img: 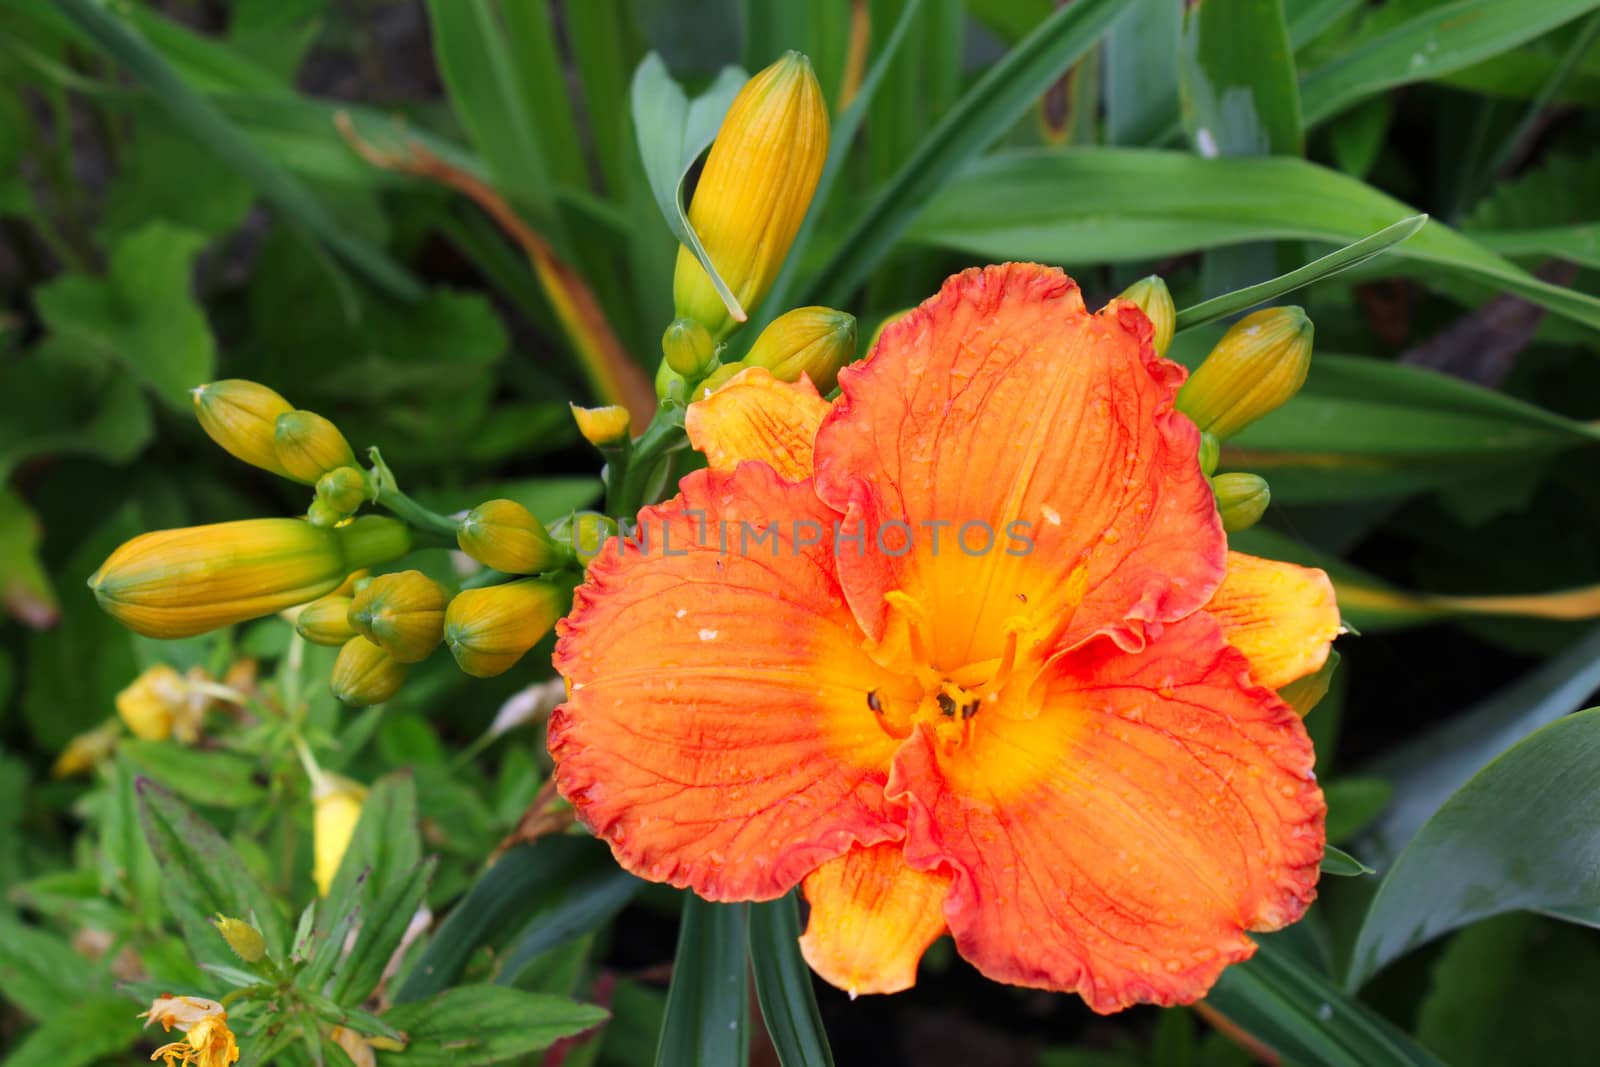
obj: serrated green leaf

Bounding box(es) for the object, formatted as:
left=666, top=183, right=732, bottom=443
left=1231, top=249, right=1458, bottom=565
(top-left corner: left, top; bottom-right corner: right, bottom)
left=1349, top=707, right=1600, bottom=986
left=119, top=740, right=266, bottom=808
left=378, top=986, right=607, bottom=1067
left=328, top=857, right=435, bottom=1007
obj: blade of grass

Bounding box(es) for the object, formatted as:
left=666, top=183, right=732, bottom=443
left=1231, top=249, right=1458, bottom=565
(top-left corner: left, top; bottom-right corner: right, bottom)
left=657, top=897, right=750, bottom=1067
left=51, top=0, right=420, bottom=300
left=803, top=0, right=1128, bottom=307
left=1176, top=215, right=1427, bottom=330
left=750, top=894, right=834, bottom=1067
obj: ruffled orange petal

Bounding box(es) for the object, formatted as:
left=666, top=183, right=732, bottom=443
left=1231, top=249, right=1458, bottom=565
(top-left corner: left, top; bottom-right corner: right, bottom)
left=799, top=841, right=952, bottom=996
left=684, top=367, right=831, bottom=481
left=889, top=614, right=1323, bottom=1014
left=551, top=464, right=906, bottom=901
left=813, top=264, right=1223, bottom=669
left=1204, top=551, right=1341, bottom=690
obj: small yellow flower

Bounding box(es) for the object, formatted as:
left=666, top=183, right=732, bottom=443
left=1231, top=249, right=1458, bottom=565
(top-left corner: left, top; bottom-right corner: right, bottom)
left=312, top=772, right=367, bottom=896
left=90, top=516, right=411, bottom=640
left=52, top=718, right=122, bottom=778
left=1178, top=306, right=1313, bottom=438
left=116, top=665, right=205, bottom=743
left=1116, top=275, right=1176, bottom=358
left=569, top=404, right=632, bottom=448
left=142, top=996, right=239, bottom=1067
left=673, top=52, right=829, bottom=339
left=192, top=380, right=293, bottom=478
left=743, top=306, right=857, bottom=394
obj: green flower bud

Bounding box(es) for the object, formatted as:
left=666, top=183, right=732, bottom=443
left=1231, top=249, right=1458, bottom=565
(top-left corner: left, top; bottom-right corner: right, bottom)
left=330, top=636, right=406, bottom=707
left=744, top=306, right=856, bottom=394
left=348, top=570, right=446, bottom=663
left=213, top=915, right=266, bottom=963
left=295, top=595, right=356, bottom=646
left=274, top=410, right=357, bottom=485
left=445, top=579, right=568, bottom=678
left=317, top=466, right=369, bottom=516
left=1179, top=307, right=1313, bottom=438
left=1117, top=275, right=1175, bottom=358
left=662, top=317, right=717, bottom=379
left=192, top=380, right=294, bottom=477
left=306, top=498, right=343, bottom=528
left=457, top=499, right=567, bottom=574
left=1198, top=432, right=1220, bottom=477
left=569, top=511, right=619, bottom=565
left=1213, top=472, right=1270, bottom=533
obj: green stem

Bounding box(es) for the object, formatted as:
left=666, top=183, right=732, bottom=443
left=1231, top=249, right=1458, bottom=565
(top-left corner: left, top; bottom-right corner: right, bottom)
left=367, top=446, right=461, bottom=541
left=613, top=406, right=689, bottom=517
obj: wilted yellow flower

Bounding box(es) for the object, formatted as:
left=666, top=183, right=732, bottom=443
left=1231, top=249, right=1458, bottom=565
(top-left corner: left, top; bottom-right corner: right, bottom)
left=212, top=915, right=265, bottom=963
left=743, top=306, right=856, bottom=394
left=192, top=380, right=293, bottom=478
left=52, top=718, right=122, bottom=778
left=673, top=52, right=829, bottom=339
left=330, top=636, right=406, bottom=708
left=89, top=516, right=411, bottom=639
left=1213, top=472, right=1271, bottom=533
left=457, top=499, right=565, bottom=575
left=330, top=1027, right=377, bottom=1067
left=294, top=595, right=356, bottom=646
left=661, top=317, right=717, bottom=378
left=116, top=665, right=205, bottom=743
left=1178, top=307, right=1313, bottom=438
left=569, top=404, right=632, bottom=449
left=274, top=410, right=357, bottom=485
left=444, top=579, right=567, bottom=678
left=1117, top=275, right=1176, bottom=358
left=312, top=772, right=367, bottom=896
left=142, top=995, right=239, bottom=1067
left=348, top=570, right=446, bottom=663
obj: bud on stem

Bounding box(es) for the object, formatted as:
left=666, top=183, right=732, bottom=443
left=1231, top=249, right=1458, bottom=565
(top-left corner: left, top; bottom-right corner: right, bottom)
left=1179, top=307, right=1313, bottom=438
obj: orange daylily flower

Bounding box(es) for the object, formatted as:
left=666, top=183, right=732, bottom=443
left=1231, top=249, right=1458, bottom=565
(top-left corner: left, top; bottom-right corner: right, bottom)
left=551, top=263, right=1339, bottom=1013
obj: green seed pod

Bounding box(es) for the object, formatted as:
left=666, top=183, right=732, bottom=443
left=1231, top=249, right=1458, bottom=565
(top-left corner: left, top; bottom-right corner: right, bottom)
left=347, top=570, right=447, bottom=663
left=457, top=499, right=567, bottom=574
left=445, top=579, right=567, bottom=678
left=330, top=636, right=406, bottom=707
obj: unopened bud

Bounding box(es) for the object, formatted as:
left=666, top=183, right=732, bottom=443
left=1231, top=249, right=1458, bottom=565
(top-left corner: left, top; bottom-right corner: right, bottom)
left=348, top=570, right=446, bottom=663
left=1213, top=472, right=1271, bottom=533
left=694, top=360, right=749, bottom=399
left=330, top=636, right=406, bottom=708
left=89, top=516, right=411, bottom=639
left=311, top=772, right=366, bottom=896
left=317, top=467, right=369, bottom=516
left=570, top=404, right=631, bottom=449
left=295, top=595, right=356, bottom=646
left=192, top=380, right=294, bottom=478
left=274, top=410, right=357, bottom=485
left=445, top=579, right=569, bottom=678
left=1198, top=432, right=1220, bottom=476
left=1118, top=275, right=1175, bottom=358
left=306, top=498, right=343, bottom=529
left=1178, top=307, right=1313, bottom=438
left=213, top=915, right=266, bottom=963
left=673, top=52, right=829, bottom=339
left=662, top=318, right=717, bottom=379
left=457, top=499, right=568, bottom=575
left=568, top=511, right=619, bottom=565
left=744, top=306, right=856, bottom=394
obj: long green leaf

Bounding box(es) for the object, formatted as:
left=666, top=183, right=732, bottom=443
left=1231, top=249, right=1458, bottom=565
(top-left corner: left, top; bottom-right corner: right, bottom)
left=657, top=897, right=750, bottom=1067
left=750, top=894, right=834, bottom=1067
left=379, top=986, right=608, bottom=1067
left=909, top=148, right=1600, bottom=330
left=1104, top=0, right=1182, bottom=145
left=1299, top=0, right=1600, bottom=125
left=1177, top=215, right=1426, bottom=330
left=804, top=0, right=1128, bottom=307
left=1180, top=0, right=1302, bottom=156
left=494, top=863, right=643, bottom=986
left=1206, top=936, right=1446, bottom=1067
left=49, top=0, right=420, bottom=300
left=1348, top=708, right=1600, bottom=987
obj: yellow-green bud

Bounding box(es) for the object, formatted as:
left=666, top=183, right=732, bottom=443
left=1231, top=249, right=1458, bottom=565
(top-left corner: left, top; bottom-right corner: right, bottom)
left=192, top=380, right=295, bottom=478
left=330, top=636, right=406, bottom=708
left=1198, top=432, right=1220, bottom=477
left=693, top=360, right=749, bottom=399
left=274, top=410, right=357, bottom=485
left=1118, top=275, right=1176, bottom=358
left=655, top=359, right=688, bottom=403
left=569, top=404, right=632, bottom=449
left=662, top=317, right=717, bottom=379
left=1178, top=307, right=1313, bottom=438
left=89, top=516, right=411, bottom=639
left=311, top=772, right=366, bottom=895
left=566, top=511, right=619, bottom=565
left=317, top=466, right=369, bottom=515
left=1213, top=472, right=1271, bottom=533
left=295, top=595, right=356, bottom=646
left=673, top=52, right=829, bottom=340
left=213, top=915, right=266, bottom=963
left=457, top=499, right=566, bottom=574
left=744, top=306, right=856, bottom=394
left=306, top=498, right=343, bottom=528
left=348, top=570, right=446, bottom=663
left=445, top=579, right=567, bottom=678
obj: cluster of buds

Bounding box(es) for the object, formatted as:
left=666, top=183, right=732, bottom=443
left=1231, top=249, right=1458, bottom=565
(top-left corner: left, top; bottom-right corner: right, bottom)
left=654, top=53, right=857, bottom=404
left=1116, top=280, right=1314, bottom=537
left=193, top=381, right=371, bottom=527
